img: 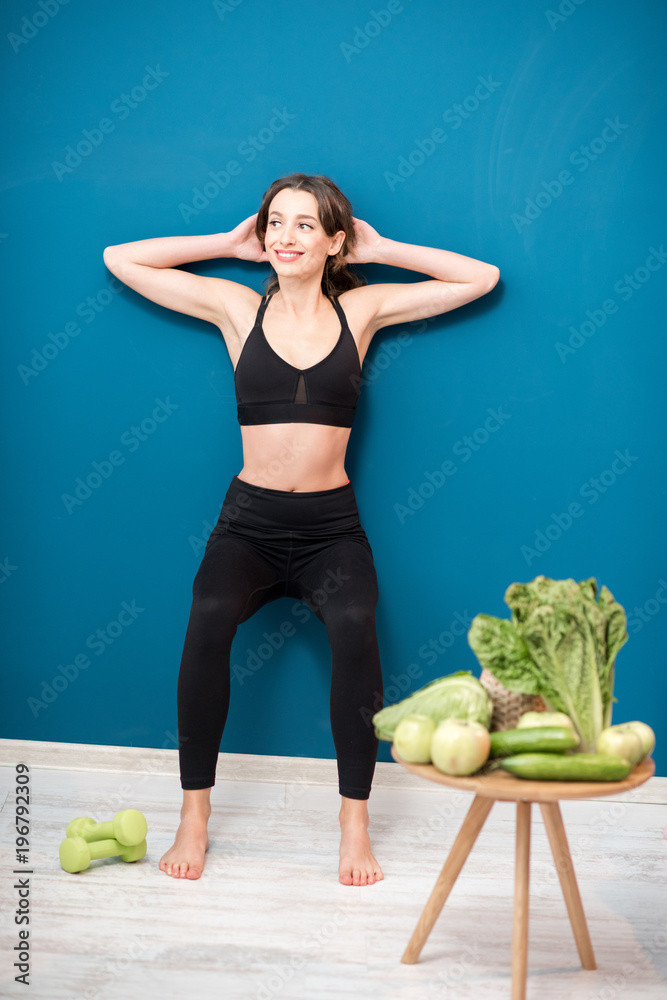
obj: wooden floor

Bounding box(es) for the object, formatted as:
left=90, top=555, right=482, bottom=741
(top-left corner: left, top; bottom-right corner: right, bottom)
left=0, top=742, right=666, bottom=1000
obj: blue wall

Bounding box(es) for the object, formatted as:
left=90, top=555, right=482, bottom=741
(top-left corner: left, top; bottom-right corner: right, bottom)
left=2, top=0, right=666, bottom=775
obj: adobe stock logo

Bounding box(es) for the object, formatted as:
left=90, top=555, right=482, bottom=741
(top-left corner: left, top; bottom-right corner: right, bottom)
left=61, top=398, right=179, bottom=514
left=212, top=0, right=244, bottom=18
left=8, top=0, right=70, bottom=54
left=511, top=117, right=628, bottom=233
left=384, top=75, right=501, bottom=191
left=26, top=600, right=145, bottom=718
left=178, top=107, right=297, bottom=224
left=340, top=1, right=412, bottom=63
left=520, top=448, right=638, bottom=566
left=555, top=246, right=667, bottom=362
left=51, top=66, right=169, bottom=181
left=17, top=276, right=125, bottom=385
left=546, top=0, right=588, bottom=31
left=393, top=406, right=511, bottom=523
left=627, top=580, right=667, bottom=636
left=0, top=558, right=18, bottom=585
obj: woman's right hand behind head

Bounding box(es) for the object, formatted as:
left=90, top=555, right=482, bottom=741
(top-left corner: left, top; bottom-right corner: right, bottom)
left=227, top=213, right=268, bottom=263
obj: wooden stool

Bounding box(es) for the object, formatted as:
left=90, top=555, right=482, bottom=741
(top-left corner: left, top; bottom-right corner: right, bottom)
left=391, top=749, right=655, bottom=1000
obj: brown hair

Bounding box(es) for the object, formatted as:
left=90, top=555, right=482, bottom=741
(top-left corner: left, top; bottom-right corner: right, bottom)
left=255, top=173, right=367, bottom=298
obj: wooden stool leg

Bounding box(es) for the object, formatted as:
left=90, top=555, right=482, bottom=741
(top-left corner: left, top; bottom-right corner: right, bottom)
left=539, top=801, right=596, bottom=970
left=401, top=794, right=494, bottom=964
left=512, top=800, right=531, bottom=1000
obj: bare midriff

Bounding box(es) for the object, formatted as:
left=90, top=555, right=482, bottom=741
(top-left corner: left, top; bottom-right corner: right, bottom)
left=237, top=423, right=352, bottom=492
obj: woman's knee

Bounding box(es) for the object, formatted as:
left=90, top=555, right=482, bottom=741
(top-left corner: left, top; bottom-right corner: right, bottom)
left=190, top=573, right=250, bottom=625
left=320, top=594, right=378, bottom=636
left=191, top=591, right=238, bottom=618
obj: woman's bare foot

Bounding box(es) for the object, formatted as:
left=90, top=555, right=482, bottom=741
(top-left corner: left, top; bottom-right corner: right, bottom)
left=338, top=796, right=384, bottom=886
left=159, top=788, right=212, bottom=880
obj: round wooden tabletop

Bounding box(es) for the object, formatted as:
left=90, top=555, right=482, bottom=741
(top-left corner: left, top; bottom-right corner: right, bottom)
left=390, top=747, right=656, bottom=802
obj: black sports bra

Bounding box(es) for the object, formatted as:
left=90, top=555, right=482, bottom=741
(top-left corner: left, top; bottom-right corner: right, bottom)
left=234, top=290, right=362, bottom=427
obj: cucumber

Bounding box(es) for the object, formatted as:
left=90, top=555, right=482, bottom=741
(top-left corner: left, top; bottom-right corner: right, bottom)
left=499, top=752, right=633, bottom=782
left=489, top=726, right=579, bottom=758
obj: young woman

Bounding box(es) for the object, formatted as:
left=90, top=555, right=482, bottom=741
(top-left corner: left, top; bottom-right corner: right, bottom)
left=103, top=173, right=499, bottom=885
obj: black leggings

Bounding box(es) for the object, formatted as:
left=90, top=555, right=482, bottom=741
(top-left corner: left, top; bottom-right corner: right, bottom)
left=176, top=474, right=383, bottom=799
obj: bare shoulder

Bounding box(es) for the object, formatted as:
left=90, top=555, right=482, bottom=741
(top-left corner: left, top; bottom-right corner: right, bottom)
left=213, top=280, right=263, bottom=364
left=336, top=285, right=383, bottom=355
left=336, top=285, right=378, bottom=330
left=336, top=282, right=424, bottom=360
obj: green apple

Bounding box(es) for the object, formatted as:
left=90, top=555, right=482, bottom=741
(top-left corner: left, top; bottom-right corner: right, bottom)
left=596, top=726, right=643, bottom=767
left=393, top=714, right=437, bottom=763
left=612, top=721, right=655, bottom=762
left=517, top=711, right=576, bottom=733
left=430, top=718, right=490, bottom=776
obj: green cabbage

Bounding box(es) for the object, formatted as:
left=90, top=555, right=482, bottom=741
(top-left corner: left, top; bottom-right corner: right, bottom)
left=467, top=575, right=628, bottom=753
left=372, top=670, right=493, bottom=742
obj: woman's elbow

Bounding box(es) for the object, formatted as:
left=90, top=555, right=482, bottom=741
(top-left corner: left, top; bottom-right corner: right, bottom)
left=486, top=265, right=500, bottom=290
left=103, top=245, right=125, bottom=272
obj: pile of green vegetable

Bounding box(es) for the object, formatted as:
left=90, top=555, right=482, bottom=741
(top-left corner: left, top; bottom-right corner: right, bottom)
left=372, top=576, right=656, bottom=782
left=467, top=575, right=627, bottom=753
left=372, top=671, right=492, bottom=742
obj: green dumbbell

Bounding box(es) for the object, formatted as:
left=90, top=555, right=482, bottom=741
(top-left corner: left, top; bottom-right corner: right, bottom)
left=59, top=835, right=147, bottom=873
left=66, top=809, right=147, bottom=847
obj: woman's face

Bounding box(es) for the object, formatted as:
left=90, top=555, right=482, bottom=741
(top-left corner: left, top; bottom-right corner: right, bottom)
left=264, top=188, right=344, bottom=279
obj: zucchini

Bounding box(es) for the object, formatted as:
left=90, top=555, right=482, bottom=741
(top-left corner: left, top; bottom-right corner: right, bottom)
left=489, top=726, right=579, bottom=758
left=499, top=752, right=633, bottom=782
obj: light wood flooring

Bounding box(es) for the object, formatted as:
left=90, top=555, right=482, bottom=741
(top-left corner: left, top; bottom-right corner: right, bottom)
left=0, top=741, right=665, bottom=1000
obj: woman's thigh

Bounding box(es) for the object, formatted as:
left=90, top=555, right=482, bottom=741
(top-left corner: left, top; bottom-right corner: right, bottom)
left=192, top=532, right=285, bottom=625
left=291, top=536, right=379, bottom=625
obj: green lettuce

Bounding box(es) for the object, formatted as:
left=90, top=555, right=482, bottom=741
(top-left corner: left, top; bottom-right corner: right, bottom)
left=467, top=576, right=628, bottom=752
left=371, top=670, right=493, bottom=742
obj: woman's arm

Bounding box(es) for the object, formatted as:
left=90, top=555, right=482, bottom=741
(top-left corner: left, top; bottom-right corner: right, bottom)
left=103, top=216, right=266, bottom=326
left=374, top=237, right=498, bottom=285
left=345, top=219, right=499, bottom=333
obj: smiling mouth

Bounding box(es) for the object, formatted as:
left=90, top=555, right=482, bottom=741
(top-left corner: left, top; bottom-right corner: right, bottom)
left=274, top=250, right=303, bottom=260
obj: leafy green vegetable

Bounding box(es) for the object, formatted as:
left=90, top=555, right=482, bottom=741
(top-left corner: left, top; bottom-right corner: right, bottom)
left=371, top=670, right=493, bottom=742
left=467, top=576, right=628, bottom=752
